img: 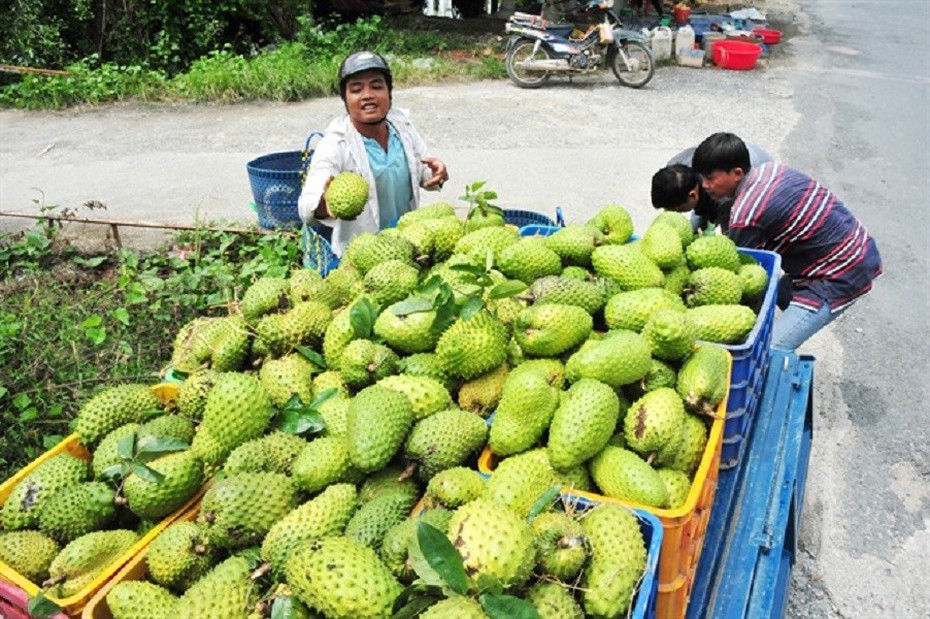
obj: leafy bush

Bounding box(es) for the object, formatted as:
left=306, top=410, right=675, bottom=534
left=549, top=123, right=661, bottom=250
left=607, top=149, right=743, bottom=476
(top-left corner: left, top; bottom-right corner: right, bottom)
left=0, top=214, right=301, bottom=481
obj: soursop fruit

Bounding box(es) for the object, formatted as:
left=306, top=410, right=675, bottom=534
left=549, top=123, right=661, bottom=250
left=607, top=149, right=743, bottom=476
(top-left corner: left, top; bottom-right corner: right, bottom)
left=651, top=211, right=695, bottom=247
left=398, top=202, right=457, bottom=226
left=457, top=363, right=509, bottom=417
left=198, top=472, right=299, bottom=549
left=123, top=450, right=204, bottom=520
left=685, top=266, right=744, bottom=307
left=588, top=204, right=634, bottom=245
left=435, top=311, right=509, bottom=380
left=357, top=466, right=421, bottom=505
left=524, top=275, right=605, bottom=314
left=603, top=288, right=686, bottom=333
left=313, top=370, right=350, bottom=399
left=38, top=481, right=117, bottom=543
left=739, top=263, right=769, bottom=304
left=175, top=554, right=260, bottom=619
left=642, top=308, right=699, bottom=361
left=641, top=222, right=684, bottom=268
left=531, top=512, right=588, bottom=581
left=446, top=499, right=536, bottom=588
left=47, top=529, right=140, bottom=597
left=686, top=304, right=757, bottom=344
left=146, top=521, right=215, bottom=592
left=423, top=215, right=466, bottom=262
left=292, top=436, right=363, bottom=492
left=347, top=385, right=413, bottom=472
left=527, top=582, right=584, bottom=619
left=453, top=225, right=520, bottom=263
left=373, top=298, right=442, bottom=354
left=75, top=384, right=163, bottom=448
left=677, top=344, right=730, bottom=415
left=543, top=224, right=602, bottom=266
left=380, top=508, right=453, bottom=581
left=0, top=530, right=60, bottom=582
left=377, top=374, right=452, bottom=421
left=420, top=596, right=489, bottom=618
left=627, top=358, right=679, bottom=401
left=339, top=339, right=399, bottom=390
left=324, top=264, right=366, bottom=302
left=685, top=235, right=741, bottom=272
left=403, top=408, right=489, bottom=480
left=259, top=353, right=315, bottom=408
left=591, top=244, right=665, bottom=290
left=345, top=491, right=415, bottom=551
left=285, top=536, right=403, bottom=619
left=224, top=431, right=307, bottom=476
left=240, top=276, right=290, bottom=323
left=482, top=449, right=559, bottom=519
left=317, top=396, right=351, bottom=438
left=564, top=329, right=652, bottom=388
left=106, top=580, right=177, bottom=619
left=623, top=387, right=686, bottom=459
left=175, top=370, right=218, bottom=421
left=657, top=468, right=692, bottom=509
left=588, top=446, right=669, bottom=508
left=547, top=379, right=620, bottom=471
left=424, top=467, right=486, bottom=509
left=665, top=414, right=709, bottom=476
left=580, top=504, right=647, bottom=617
left=254, top=300, right=332, bottom=357
left=663, top=260, right=692, bottom=296
left=497, top=237, right=563, bottom=284
left=326, top=171, right=369, bottom=219
left=514, top=304, right=593, bottom=357
left=1, top=453, right=89, bottom=530
left=261, top=483, right=357, bottom=573
left=138, top=415, right=196, bottom=445
left=488, top=370, right=560, bottom=457
left=363, top=259, right=420, bottom=306
left=191, top=372, right=274, bottom=469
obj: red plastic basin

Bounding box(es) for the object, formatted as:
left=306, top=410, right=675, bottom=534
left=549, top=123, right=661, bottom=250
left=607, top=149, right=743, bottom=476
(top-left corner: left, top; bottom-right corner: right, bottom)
left=713, top=40, right=762, bottom=70
left=752, top=27, right=783, bottom=44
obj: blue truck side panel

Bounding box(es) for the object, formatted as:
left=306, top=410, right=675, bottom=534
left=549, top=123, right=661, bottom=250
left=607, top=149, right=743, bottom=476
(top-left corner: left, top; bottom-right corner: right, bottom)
left=687, top=351, right=815, bottom=619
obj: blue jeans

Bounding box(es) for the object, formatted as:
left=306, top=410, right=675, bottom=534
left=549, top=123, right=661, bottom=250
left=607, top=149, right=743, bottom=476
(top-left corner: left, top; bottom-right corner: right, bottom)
left=771, top=302, right=847, bottom=351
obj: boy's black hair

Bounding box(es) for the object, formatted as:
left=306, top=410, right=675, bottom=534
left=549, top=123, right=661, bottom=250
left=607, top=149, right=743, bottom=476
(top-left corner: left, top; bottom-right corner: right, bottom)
left=691, top=133, right=752, bottom=176
left=651, top=164, right=701, bottom=209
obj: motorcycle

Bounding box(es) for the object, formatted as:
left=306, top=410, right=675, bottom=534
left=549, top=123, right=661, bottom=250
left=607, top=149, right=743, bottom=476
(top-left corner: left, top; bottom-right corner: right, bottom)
left=504, top=0, right=655, bottom=89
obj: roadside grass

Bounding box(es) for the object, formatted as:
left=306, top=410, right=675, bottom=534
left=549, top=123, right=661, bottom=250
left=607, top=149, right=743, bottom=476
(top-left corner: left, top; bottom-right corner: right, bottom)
left=0, top=16, right=507, bottom=109
left=0, top=213, right=301, bottom=480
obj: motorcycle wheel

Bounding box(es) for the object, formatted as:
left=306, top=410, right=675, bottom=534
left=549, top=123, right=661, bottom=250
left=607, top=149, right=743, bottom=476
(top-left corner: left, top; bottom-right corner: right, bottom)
left=505, top=40, right=552, bottom=89
left=611, top=41, right=655, bottom=89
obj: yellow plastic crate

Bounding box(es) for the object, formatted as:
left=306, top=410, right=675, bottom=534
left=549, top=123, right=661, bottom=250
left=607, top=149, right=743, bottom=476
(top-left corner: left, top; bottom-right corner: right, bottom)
left=478, top=352, right=731, bottom=619
left=81, top=501, right=200, bottom=619
left=0, top=383, right=209, bottom=618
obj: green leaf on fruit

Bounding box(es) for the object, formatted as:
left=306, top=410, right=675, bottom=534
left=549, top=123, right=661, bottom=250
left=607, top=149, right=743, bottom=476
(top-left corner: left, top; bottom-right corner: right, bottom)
left=27, top=594, right=62, bottom=619
left=416, top=521, right=468, bottom=595
left=295, top=346, right=326, bottom=370
left=479, top=593, right=541, bottom=619
left=130, top=461, right=164, bottom=483
left=349, top=298, right=377, bottom=337
left=392, top=298, right=435, bottom=316
left=526, top=485, right=561, bottom=522
left=117, top=432, right=138, bottom=460
left=459, top=297, right=485, bottom=320
left=136, top=436, right=189, bottom=456
left=489, top=280, right=527, bottom=299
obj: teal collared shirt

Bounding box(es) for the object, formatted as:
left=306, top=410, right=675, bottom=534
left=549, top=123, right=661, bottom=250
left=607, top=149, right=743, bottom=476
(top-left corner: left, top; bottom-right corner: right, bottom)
left=362, top=122, right=413, bottom=229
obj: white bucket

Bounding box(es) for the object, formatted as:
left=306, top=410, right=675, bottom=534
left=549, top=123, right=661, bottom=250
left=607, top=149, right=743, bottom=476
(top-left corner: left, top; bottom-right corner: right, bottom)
left=652, top=27, right=673, bottom=61
left=675, top=25, right=696, bottom=57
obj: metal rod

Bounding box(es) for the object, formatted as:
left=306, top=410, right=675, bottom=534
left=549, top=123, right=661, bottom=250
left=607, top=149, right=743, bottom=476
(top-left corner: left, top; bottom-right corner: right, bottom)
left=0, top=210, right=299, bottom=237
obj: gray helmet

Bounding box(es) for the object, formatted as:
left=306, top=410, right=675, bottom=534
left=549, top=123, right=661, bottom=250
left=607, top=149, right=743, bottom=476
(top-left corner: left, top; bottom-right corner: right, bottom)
left=338, top=51, right=392, bottom=100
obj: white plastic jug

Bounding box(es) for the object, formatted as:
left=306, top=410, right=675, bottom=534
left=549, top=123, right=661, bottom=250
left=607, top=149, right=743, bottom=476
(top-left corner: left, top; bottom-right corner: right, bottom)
left=652, top=27, right=673, bottom=61
left=675, top=25, right=696, bottom=57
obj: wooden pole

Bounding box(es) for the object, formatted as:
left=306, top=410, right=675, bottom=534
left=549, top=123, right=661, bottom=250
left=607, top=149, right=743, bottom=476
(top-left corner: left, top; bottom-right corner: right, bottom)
left=0, top=64, right=70, bottom=77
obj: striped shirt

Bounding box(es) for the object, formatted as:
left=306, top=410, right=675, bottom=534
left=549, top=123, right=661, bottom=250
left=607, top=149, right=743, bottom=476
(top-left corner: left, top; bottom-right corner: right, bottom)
left=728, top=162, right=883, bottom=312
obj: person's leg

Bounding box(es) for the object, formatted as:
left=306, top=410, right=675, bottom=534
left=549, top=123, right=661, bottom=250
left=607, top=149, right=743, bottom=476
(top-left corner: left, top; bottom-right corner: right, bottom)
left=771, top=302, right=847, bottom=351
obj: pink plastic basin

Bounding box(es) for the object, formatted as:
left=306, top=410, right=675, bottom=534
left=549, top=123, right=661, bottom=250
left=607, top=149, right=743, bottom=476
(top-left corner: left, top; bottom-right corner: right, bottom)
left=752, top=27, right=783, bottom=44
left=713, top=40, right=762, bottom=70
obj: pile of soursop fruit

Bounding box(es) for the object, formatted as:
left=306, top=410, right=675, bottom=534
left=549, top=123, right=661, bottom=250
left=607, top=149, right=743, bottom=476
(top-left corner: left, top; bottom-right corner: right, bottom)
left=0, top=198, right=769, bottom=618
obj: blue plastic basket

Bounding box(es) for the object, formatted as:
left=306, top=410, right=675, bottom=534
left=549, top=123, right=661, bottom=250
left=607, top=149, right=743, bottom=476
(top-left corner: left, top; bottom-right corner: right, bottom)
left=716, top=248, right=781, bottom=469
left=246, top=132, right=322, bottom=229
left=504, top=206, right=565, bottom=229
left=301, top=224, right=339, bottom=276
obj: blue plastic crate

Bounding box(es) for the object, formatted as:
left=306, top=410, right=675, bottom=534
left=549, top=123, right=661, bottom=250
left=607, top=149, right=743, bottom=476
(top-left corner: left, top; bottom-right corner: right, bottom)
left=504, top=206, right=565, bottom=229
left=716, top=248, right=781, bottom=469
left=246, top=132, right=321, bottom=229
left=301, top=224, right=339, bottom=276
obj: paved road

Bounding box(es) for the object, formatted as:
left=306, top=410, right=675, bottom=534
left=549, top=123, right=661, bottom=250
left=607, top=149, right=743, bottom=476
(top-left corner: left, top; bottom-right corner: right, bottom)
left=1, top=0, right=928, bottom=615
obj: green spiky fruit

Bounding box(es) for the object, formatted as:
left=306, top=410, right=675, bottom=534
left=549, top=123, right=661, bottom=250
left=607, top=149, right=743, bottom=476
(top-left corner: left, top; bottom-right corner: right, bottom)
left=547, top=379, right=620, bottom=471
left=603, top=288, right=686, bottom=333
left=497, top=237, right=563, bottom=284
left=224, top=431, right=307, bottom=476
left=317, top=396, right=351, bottom=438
left=525, top=275, right=605, bottom=314
left=423, top=215, right=466, bottom=262
left=457, top=364, right=508, bottom=417
left=641, top=222, right=685, bottom=268
left=738, top=263, right=769, bottom=303
left=146, top=521, right=215, bottom=592
left=591, top=244, right=665, bottom=290
left=325, top=264, right=366, bottom=303
left=453, top=225, right=520, bottom=263
left=421, top=596, right=489, bottom=618
left=259, top=353, right=315, bottom=408
left=435, top=311, right=509, bottom=380
left=292, top=436, right=363, bottom=492
left=543, top=224, right=602, bottom=266
left=139, top=415, right=196, bottom=445
left=339, top=339, right=399, bottom=390
left=651, top=211, right=695, bottom=247
left=176, top=370, right=219, bottom=421
left=514, top=304, right=593, bottom=357
left=255, top=300, right=333, bottom=358
left=482, top=449, right=558, bottom=519
left=373, top=299, right=442, bottom=354
left=343, top=233, right=415, bottom=276
left=685, top=234, right=741, bottom=272
left=261, top=483, right=357, bottom=573
left=47, top=529, right=140, bottom=597
left=663, top=260, right=692, bottom=296
left=685, top=266, right=744, bottom=307
left=642, top=308, right=699, bottom=361
left=446, top=499, right=535, bottom=588
left=589, top=446, right=669, bottom=508
left=564, top=330, right=652, bottom=389
left=377, top=374, right=452, bottom=421
left=240, top=276, right=290, bottom=323
left=398, top=202, right=457, bottom=226
left=623, top=387, right=686, bottom=458
left=424, top=467, right=486, bottom=509
left=323, top=305, right=359, bottom=368
left=345, top=491, right=415, bottom=551
left=1, top=453, right=89, bottom=530
left=488, top=370, right=560, bottom=457
left=285, top=537, right=402, bottom=619
left=686, top=304, right=757, bottom=344
left=346, top=385, right=413, bottom=473
left=207, top=316, right=251, bottom=372
left=175, top=554, right=260, bottom=619
left=190, top=372, right=274, bottom=469
left=363, top=259, right=420, bottom=306
left=358, top=467, right=421, bottom=505
left=581, top=504, right=647, bottom=617
left=677, top=344, right=730, bottom=415
left=657, top=468, right=692, bottom=509
left=75, top=384, right=163, bottom=448
left=325, top=171, right=369, bottom=219
left=665, top=414, right=709, bottom=475
left=123, top=450, right=204, bottom=520
left=312, top=370, right=350, bottom=399
left=588, top=204, right=634, bottom=245
left=531, top=512, right=588, bottom=581
left=106, top=580, right=178, bottom=619
left=38, top=481, right=116, bottom=543
left=380, top=508, right=453, bottom=581
left=0, top=530, right=60, bottom=582
left=198, top=473, right=299, bottom=549
left=527, top=582, right=584, bottom=619
left=404, top=408, right=489, bottom=480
